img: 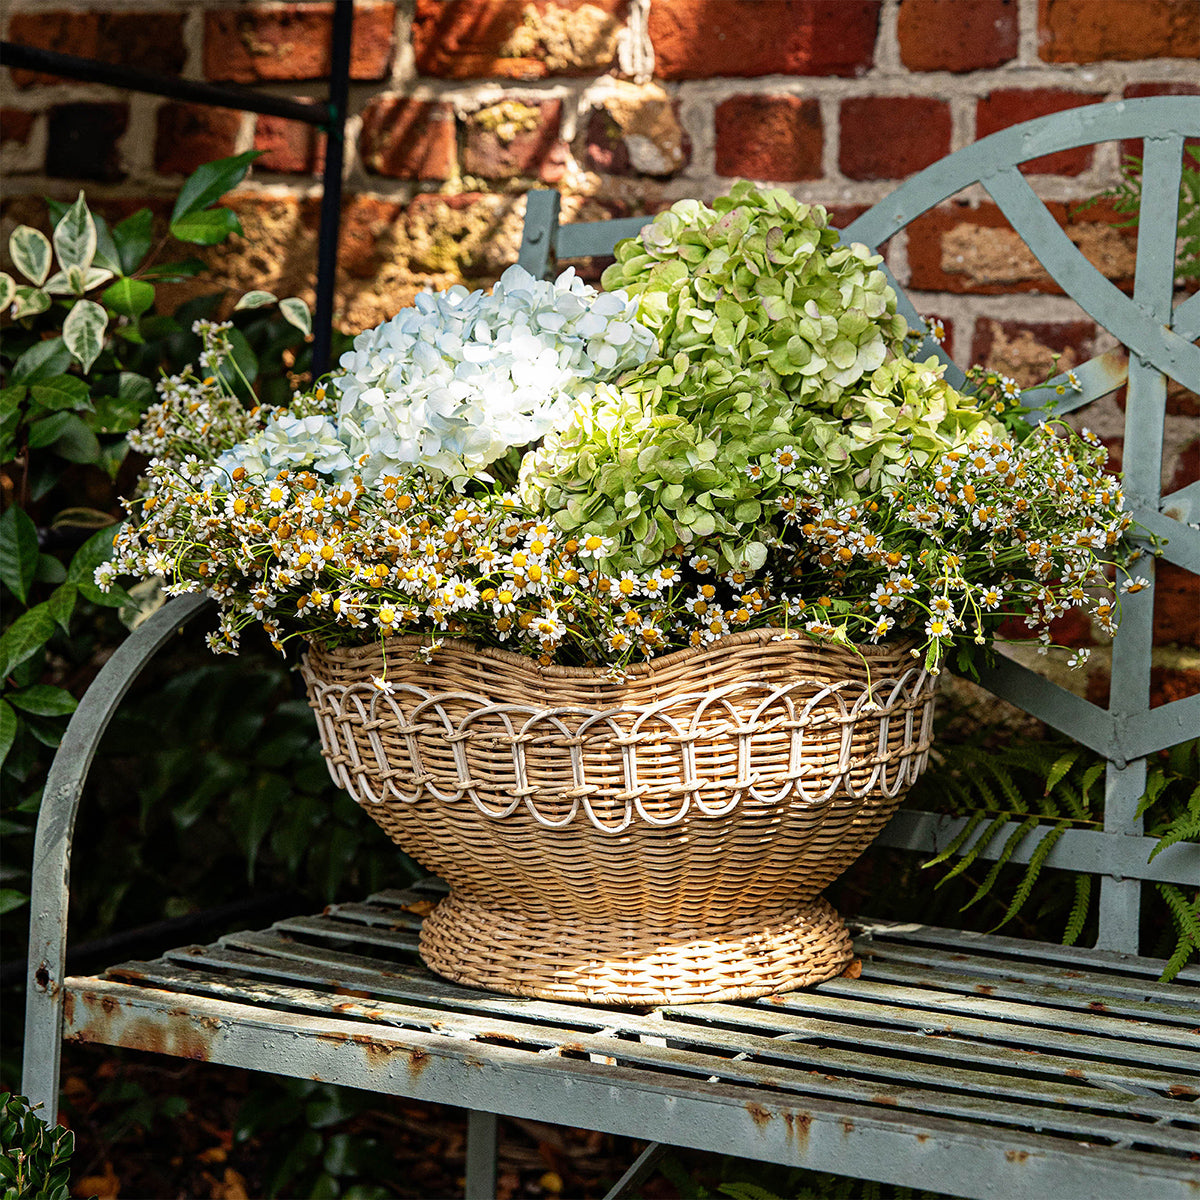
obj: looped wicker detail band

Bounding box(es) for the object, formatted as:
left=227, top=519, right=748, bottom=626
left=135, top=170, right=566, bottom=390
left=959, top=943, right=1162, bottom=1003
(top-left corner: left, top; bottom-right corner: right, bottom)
left=302, top=634, right=936, bottom=833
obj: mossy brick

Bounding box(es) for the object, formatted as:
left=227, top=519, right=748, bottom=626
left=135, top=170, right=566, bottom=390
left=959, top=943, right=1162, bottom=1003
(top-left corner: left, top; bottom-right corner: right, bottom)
left=462, top=99, right=564, bottom=180
left=7, top=11, right=185, bottom=87
left=1039, top=0, right=1199, bottom=62
left=411, top=0, right=627, bottom=80
left=897, top=0, right=1018, bottom=72
left=584, top=83, right=690, bottom=177
left=970, top=317, right=1096, bottom=389
left=839, top=96, right=951, bottom=180
left=976, top=89, right=1106, bottom=175
left=714, top=95, right=823, bottom=181
left=203, top=2, right=395, bottom=83
left=45, top=102, right=128, bottom=183
left=155, top=103, right=242, bottom=176
left=649, top=0, right=880, bottom=80
left=359, top=98, right=456, bottom=181
left=254, top=114, right=328, bottom=175
left=906, top=200, right=1137, bottom=295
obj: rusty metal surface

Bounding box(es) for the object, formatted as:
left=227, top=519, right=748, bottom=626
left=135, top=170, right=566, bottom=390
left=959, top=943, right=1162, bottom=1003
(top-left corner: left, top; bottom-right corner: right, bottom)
left=61, top=883, right=1200, bottom=1200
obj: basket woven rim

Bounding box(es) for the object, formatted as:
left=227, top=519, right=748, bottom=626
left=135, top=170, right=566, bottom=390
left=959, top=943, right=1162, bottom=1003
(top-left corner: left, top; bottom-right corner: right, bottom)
left=307, top=626, right=918, bottom=681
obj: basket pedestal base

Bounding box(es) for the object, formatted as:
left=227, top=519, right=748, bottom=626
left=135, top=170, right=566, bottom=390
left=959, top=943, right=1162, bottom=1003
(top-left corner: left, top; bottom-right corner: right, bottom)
left=419, top=892, right=856, bottom=1005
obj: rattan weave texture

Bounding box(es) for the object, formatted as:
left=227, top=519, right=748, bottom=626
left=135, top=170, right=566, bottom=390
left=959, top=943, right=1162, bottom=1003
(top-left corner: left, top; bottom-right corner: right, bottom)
left=302, top=629, right=936, bottom=1003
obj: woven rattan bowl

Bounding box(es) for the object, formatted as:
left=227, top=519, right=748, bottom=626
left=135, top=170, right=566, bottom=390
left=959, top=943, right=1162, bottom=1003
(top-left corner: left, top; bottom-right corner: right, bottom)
left=302, top=628, right=936, bottom=1005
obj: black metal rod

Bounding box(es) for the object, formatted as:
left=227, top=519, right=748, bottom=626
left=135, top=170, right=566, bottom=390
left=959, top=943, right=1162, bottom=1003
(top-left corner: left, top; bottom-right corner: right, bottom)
left=0, top=40, right=333, bottom=127
left=310, top=0, right=353, bottom=378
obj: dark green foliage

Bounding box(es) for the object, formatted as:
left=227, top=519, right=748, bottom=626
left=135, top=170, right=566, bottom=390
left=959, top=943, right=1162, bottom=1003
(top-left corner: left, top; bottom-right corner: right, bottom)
left=0, top=1093, right=78, bottom=1200
left=911, top=734, right=1199, bottom=980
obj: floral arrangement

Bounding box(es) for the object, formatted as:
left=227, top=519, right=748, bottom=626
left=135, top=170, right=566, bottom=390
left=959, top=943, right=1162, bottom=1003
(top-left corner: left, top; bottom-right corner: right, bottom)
left=104, top=183, right=1134, bottom=675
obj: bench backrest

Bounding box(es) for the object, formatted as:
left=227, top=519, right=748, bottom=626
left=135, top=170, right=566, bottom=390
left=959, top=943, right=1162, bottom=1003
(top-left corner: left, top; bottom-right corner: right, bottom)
left=517, top=98, right=1200, bottom=953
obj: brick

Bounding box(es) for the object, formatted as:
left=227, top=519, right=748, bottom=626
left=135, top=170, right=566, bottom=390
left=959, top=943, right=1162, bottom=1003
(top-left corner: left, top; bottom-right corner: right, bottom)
left=976, top=89, right=1106, bottom=175
left=360, top=98, right=455, bottom=181
left=714, top=95, right=823, bottom=181
left=1, top=109, right=35, bottom=146
left=970, top=318, right=1095, bottom=389
left=155, top=103, right=242, bottom=176
left=1039, top=0, right=1199, bottom=62
left=1154, top=563, right=1200, bottom=647
left=839, top=96, right=951, bottom=180
left=897, top=0, right=1018, bottom=71
left=649, top=0, right=880, bottom=80
left=204, top=2, right=395, bottom=83
left=906, top=201, right=1138, bottom=295
left=411, top=0, right=626, bottom=79
left=254, top=114, right=327, bottom=174
left=337, top=194, right=405, bottom=279
left=46, top=103, right=127, bottom=183
left=584, top=82, right=690, bottom=177
left=7, top=11, right=186, bottom=88
left=1087, top=665, right=1200, bottom=710
left=463, top=99, right=563, bottom=180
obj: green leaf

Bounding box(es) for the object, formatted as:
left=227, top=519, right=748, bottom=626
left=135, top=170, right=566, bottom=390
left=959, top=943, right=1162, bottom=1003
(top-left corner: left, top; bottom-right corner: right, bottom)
left=90, top=372, right=152, bottom=434
left=11, top=286, right=51, bottom=320
left=0, top=272, right=15, bottom=310
left=48, top=582, right=77, bottom=634
left=10, top=224, right=52, bottom=286
left=170, top=150, right=260, bottom=226
left=10, top=684, right=77, bottom=717
left=69, top=525, right=126, bottom=607
left=102, top=276, right=156, bottom=318
left=279, top=297, right=312, bottom=337
left=30, top=375, right=91, bottom=412
left=112, top=208, right=154, bottom=274
left=0, top=602, right=56, bottom=678
left=34, top=553, right=67, bottom=585
left=48, top=413, right=101, bottom=464
left=27, top=411, right=73, bottom=450
left=140, top=258, right=207, bottom=280
left=62, top=298, right=108, bottom=372
left=91, top=212, right=123, bottom=274
left=234, top=290, right=278, bottom=310
left=169, top=207, right=243, bottom=246
left=11, top=338, right=70, bottom=387
left=53, top=191, right=97, bottom=273
left=0, top=700, right=15, bottom=767
left=0, top=505, right=40, bottom=606
left=0, top=889, right=29, bottom=916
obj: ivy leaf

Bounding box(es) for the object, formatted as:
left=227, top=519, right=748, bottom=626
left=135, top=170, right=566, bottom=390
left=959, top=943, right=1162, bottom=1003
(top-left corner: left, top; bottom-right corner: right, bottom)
left=0, top=505, right=40, bottom=606
left=91, top=212, right=123, bottom=274
left=63, top=299, right=108, bottom=372
left=170, top=150, right=260, bottom=226
left=9, top=684, right=78, bottom=717
left=169, top=208, right=243, bottom=246
left=0, top=602, right=56, bottom=679
left=12, top=286, right=51, bottom=320
left=279, top=297, right=312, bottom=337
left=234, top=290, right=278, bottom=310
left=52, top=191, right=97, bottom=274
left=102, top=277, right=156, bottom=318
left=112, top=208, right=154, bottom=274
left=29, top=375, right=91, bottom=413
left=90, top=372, right=151, bottom=434
left=10, top=225, right=52, bottom=286
left=0, top=272, right=15, bottom=310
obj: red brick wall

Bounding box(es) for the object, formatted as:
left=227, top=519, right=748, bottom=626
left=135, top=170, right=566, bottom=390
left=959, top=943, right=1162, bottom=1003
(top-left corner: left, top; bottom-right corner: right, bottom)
left=3, top=0, right=1197, bottom=680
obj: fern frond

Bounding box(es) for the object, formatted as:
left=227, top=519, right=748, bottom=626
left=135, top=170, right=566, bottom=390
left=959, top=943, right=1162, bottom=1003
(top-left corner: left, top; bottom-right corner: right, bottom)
left=1063, top=874, right=1092, bottom=946
left=1147, top=799, right=1200, bottom=862
left=1135, top=769, right=1172, bottom=819
left=1077, top=762, right=1104, bottom=815
left=961, top=816, right=1040, bottom=911
left=923, top=809, right=987, bottom=869
left=718, top=1184, right=788, bottom=1200
left=1043, top=750, right=1079, bottom=798
left=937, top=813, right=1010, bottom=887
left=990, top=822, right=1069, bottom=931
left=1155, top=884, right=1200, bottom=982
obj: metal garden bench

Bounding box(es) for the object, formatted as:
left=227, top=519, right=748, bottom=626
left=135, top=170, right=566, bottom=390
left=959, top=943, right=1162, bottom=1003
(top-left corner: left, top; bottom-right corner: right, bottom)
left=23, top=98, right=1200, bottom=1200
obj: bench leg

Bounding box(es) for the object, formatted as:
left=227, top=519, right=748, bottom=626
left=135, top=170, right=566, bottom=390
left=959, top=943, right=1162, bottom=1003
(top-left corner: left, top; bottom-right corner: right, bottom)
left=602, top=1141, right=667, bottom=1200
left=465, top=1108, right=498, bottom=1200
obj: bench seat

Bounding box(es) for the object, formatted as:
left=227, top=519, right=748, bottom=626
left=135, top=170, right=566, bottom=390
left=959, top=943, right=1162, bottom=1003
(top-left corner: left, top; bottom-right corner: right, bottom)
left=61, top=880, right=1200, bottom=1200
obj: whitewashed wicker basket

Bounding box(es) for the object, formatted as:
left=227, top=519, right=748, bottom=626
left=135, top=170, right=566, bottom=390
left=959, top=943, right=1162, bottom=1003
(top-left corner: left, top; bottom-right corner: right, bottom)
left=302, top=628, right=936, bottom=1005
